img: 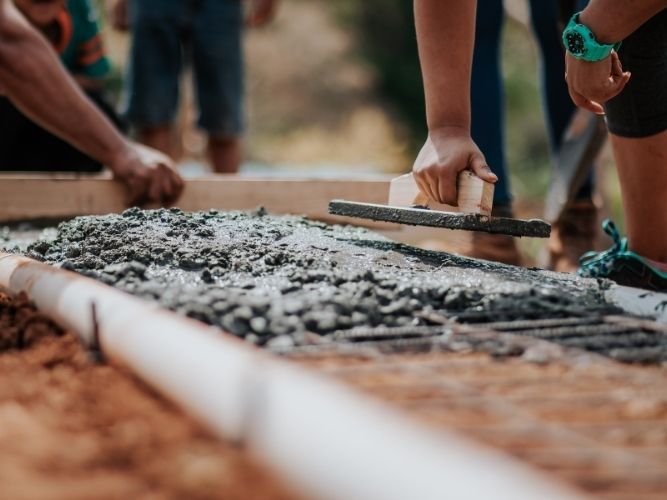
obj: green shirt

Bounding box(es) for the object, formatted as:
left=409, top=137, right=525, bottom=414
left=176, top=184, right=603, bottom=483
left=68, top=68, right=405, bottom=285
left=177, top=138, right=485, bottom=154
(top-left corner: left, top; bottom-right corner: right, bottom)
left=54, top=0, right=111, bottom=79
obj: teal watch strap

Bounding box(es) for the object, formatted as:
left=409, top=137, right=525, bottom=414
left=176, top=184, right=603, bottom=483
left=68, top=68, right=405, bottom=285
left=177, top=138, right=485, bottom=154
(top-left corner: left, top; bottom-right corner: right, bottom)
left=563, top=13, right=622, bottom=62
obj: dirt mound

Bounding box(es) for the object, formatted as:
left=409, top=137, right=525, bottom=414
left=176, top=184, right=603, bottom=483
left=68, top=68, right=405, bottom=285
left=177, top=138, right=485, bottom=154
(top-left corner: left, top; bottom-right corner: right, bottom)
left=0, top=292, right=63, bottom=351
left=0, top=292, right=298, bottom=500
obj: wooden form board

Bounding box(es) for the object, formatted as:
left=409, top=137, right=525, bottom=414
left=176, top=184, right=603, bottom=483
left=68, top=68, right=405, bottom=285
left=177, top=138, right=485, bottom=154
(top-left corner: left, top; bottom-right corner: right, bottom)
left=0, top=173, right=473, bottom=252
left=0, top=174, right=392, bottom=225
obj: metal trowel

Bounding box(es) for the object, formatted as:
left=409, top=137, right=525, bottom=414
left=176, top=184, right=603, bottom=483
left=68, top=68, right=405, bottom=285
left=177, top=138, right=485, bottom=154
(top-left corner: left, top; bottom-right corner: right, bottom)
left=329, top=171, right=551, bottom=238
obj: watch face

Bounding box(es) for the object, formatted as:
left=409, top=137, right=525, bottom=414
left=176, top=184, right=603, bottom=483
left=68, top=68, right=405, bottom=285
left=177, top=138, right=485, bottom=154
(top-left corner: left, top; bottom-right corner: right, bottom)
left=566, top=31, right=586, bottom=55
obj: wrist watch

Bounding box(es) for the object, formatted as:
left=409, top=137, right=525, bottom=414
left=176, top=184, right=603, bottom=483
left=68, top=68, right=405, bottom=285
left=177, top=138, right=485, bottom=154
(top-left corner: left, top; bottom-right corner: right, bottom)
left=562, top=13, right=622, bottom=62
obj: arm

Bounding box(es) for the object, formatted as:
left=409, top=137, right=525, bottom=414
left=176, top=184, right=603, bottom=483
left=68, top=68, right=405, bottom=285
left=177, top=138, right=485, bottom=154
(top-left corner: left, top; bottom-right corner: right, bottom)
left=0, top=1, right=182, bottom=205
left=412, top=0, right=497, bottom=206
left=564, top=1, right=667, bottom=113
left=580, top=0, right=667, bottom=43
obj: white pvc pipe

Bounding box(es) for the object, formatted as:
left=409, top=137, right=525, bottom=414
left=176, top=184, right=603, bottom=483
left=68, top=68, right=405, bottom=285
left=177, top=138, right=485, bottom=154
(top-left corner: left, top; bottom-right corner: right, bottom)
left=607, top=284, right=667, bottom=324
left=0, top=253, right=584, bottom=500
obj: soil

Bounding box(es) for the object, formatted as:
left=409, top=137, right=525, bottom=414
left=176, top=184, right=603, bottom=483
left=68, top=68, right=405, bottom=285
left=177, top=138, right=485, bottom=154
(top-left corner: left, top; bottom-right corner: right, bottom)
left=291, top=350, right=667, bottom=499
left=0, top=292, right=299, bottom=500
left=21, top=208, right=616, bottom=348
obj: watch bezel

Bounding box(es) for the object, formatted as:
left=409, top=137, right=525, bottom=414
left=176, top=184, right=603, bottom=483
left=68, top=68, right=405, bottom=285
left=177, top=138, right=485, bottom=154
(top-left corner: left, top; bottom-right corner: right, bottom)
left=562, top=13, right=621, bottom=62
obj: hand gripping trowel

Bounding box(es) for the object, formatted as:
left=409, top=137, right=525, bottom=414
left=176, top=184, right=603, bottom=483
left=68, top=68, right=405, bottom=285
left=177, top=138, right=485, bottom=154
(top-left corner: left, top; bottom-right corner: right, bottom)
left=329, top=171, right=551, bottom=238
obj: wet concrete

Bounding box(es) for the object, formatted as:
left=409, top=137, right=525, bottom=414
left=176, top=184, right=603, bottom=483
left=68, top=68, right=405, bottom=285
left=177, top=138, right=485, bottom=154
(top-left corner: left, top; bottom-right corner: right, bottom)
left=20, top=208, right=614, bottom=347
left=329, top=201, right=551, bottom=238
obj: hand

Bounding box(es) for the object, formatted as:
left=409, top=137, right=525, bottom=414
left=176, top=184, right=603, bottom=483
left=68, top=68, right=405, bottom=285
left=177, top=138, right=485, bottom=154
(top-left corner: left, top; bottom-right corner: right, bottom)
left=107, top=0, right=129, bottom=31
left=413, top=127, right=497, bottom=206
left=565, top=51, right=631, bottom=114
left=245, top=0, right=279, bottom=27
left=110, top=142, right=184, bottom=206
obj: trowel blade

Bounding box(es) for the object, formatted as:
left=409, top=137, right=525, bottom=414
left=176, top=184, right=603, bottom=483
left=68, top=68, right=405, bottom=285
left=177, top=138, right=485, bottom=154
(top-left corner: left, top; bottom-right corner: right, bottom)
left=329, top=200, right=551, bottom=238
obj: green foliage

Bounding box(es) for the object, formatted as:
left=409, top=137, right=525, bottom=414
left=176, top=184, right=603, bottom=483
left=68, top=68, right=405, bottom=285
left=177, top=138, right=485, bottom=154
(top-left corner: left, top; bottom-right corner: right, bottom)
left=502, top=20, right=552, bottom=201
left=336, top=0, right=427, bottom=140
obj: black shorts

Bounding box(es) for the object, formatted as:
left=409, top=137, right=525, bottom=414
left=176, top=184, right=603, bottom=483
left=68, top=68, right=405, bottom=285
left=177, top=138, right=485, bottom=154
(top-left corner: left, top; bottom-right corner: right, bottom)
left=0, top=91, right=124, bottom=172
left=605, top=9, right=667, bottom=138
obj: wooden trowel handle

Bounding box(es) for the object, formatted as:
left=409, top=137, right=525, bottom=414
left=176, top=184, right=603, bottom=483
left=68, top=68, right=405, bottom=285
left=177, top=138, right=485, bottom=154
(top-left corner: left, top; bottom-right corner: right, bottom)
left=388, top=171, right=494, bottom=216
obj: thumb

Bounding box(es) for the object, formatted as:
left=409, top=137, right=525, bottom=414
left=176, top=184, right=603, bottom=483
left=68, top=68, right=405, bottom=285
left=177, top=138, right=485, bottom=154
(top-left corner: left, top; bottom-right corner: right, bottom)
left=611, top=51, right=623, bottom=76
left=610, top=51, right=631, bottom=92
left=470, top=153, right=498, bottom=184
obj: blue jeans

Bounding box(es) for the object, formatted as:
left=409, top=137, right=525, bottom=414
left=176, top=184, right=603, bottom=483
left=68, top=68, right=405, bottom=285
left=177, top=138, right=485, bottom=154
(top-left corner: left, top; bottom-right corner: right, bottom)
left=471, top=0, right=592, bottom=206
left=123, top=0, right=244, bottom=137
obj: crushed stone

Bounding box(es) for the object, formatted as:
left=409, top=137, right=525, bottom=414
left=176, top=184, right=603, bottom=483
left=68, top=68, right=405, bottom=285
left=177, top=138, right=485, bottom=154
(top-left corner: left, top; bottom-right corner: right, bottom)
left=20, top=208, right=619, bottom=347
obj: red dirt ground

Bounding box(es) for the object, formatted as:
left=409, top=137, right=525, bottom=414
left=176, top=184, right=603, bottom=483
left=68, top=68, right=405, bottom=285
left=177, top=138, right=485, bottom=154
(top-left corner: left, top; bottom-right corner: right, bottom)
left=0, top=293, right=299, bottom=500
left=292, top=348, right=667, bottom=499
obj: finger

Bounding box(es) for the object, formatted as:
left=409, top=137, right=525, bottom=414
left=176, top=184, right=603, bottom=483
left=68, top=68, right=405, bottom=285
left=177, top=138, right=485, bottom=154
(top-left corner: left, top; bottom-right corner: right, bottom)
left=157, top=170, right=174, bottom=205
left=127, top=178, right=147, bottom=207
left=601, top=72, right=630, bottom=102
left=421, top=174, right=440, bottom=205
left=438, top=169, right=458, bottom=206
left=469, top=154, right=497, bottom=184
left=569, top=88, right=605, bottom=115
left=170, top=169, right=185, bottom=201
left=147, top=172, right=163, bottom=204
left=155, top=164, right=178, bottom=203
left=611, top=52, right=623, bottom=77
left=413, top=171, right=434, bottom=204
left=162, top=167, right=183, bottom=205
left=427, top=168, right=442, bottom=203
left=612, top=71, right=631, bottom=91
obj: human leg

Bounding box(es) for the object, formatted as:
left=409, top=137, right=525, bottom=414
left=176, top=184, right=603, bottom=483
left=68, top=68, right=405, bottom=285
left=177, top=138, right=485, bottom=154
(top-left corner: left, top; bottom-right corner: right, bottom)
left=608, top=132, right=667, bottom=264
left=123, top=0, right=183, bottom=158
left=530, top=0, right=598, bottom=271
left=138, top=126, right=174, bottom=157
left=470, top=0, right=510, bottom=206
left=207, top=136, right=242, bottom=174
left=465, top=0, right=523, bottom=266
left=578, top=10, right=667, bottom=290
left=529, top=0, right=594, bottom=198
left=191, top=0, right=244, bottom=173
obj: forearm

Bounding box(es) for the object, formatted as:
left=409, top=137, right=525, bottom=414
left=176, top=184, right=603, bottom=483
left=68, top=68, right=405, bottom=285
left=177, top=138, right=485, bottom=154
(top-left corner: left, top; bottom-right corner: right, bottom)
left=0, top=3, right=129, bottom=167
left=581, top=0, right=667, bottom=43
left=414, top=0, right=477, bottom=132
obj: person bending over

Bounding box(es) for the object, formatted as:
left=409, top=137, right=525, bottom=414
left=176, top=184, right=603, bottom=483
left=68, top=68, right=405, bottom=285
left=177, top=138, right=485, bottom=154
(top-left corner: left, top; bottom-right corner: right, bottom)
left=563, top=1, right=667, bottom=291
left=412, top=0, right=667, bottom=292
left=0, top=0, right=183, bottom=205
left=468, top=0, right=597, bottom=270
left=0, top=0, right=123, bottom=172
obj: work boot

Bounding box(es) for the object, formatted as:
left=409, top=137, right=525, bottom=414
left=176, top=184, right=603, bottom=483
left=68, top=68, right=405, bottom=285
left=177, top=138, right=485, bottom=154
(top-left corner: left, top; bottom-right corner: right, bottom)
left=546, top=200, right=598, bottom=272
left=466, top=205, right=523, bottom=266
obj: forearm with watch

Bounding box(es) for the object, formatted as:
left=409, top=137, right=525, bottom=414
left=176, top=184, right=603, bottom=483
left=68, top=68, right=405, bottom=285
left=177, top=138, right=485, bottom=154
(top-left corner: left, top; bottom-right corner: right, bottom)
left=559, top=1, right=667, bottom=113
left=576, top=0, right=667, bottom=45
left=563, top=0, right=667, bottom=61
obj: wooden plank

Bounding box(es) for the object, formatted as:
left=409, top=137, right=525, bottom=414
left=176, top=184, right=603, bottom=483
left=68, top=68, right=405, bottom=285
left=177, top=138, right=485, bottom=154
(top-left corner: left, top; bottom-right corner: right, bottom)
left=388, top=171, right=493, bottom=216
left=0, top=173, right=474, bottom=255
left=0, top=174, right=394, bottom=227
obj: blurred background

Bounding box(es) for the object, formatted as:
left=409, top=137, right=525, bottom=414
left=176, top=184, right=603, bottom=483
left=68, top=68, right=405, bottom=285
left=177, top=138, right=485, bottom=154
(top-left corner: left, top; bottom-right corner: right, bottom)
left=100, top=0, right=624, bottom=255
